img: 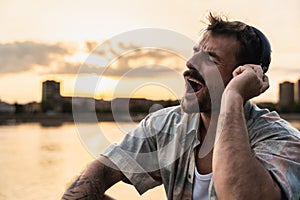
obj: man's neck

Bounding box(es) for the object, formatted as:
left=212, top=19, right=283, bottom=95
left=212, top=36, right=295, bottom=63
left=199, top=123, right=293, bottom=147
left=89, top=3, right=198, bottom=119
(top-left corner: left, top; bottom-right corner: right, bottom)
left=200, top=112, right=211, bottom=133
left=195, top=111, right=214, bottom=174
left=198, top=110, right=220, bottom=143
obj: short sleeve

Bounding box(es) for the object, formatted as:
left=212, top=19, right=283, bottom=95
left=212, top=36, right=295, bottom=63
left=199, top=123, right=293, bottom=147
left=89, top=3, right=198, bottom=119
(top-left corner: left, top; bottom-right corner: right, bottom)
left=252, top=122, right=300, bottom=200
left=101, top=116, right=162, bottom=194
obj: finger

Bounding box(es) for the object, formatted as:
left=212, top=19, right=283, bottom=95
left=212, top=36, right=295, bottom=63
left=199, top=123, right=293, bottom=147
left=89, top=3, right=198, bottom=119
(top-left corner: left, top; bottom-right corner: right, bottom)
left=262, top=74, right=269, bottom=83
left=232, top=66, right=241, bottom=77
left=260, top=75, right=270, bottom=93
left=255, top=65, right=264, bottom=78
left=232, top=65, right=245, bottom=77
left=247, top=64, right=263, bottom=78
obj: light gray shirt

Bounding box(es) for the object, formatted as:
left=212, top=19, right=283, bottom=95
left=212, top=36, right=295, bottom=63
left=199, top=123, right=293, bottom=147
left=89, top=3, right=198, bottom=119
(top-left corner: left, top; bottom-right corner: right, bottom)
left=102, top=102, right=300, bottom=199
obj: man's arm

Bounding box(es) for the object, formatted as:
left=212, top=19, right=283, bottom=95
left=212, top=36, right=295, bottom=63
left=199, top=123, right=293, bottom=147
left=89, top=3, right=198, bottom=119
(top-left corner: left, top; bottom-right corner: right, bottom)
left=212, top=65, right=282, bottom=199
left=62, top=156, right=127, bottom=200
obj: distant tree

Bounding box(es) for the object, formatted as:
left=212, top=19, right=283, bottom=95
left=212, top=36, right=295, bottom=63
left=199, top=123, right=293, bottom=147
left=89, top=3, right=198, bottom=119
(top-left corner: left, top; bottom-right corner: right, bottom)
left=14, top=103, right=24, bottom=113
left=279, top=102, right=300, bottom=113
left=257, top=102, right=277, bottom=112
left=166, top=99, right=180, bottom=107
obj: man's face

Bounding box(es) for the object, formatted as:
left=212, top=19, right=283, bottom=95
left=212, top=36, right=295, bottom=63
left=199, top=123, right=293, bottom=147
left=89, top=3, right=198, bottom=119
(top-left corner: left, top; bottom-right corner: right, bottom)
left=181, top=32, right=240, bottom=113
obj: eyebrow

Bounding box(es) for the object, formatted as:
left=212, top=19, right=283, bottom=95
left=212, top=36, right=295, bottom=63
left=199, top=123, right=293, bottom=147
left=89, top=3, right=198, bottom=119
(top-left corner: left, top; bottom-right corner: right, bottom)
left=192, top=45, right=222, bottom=62
left=205, top=50, right=221, bottom=62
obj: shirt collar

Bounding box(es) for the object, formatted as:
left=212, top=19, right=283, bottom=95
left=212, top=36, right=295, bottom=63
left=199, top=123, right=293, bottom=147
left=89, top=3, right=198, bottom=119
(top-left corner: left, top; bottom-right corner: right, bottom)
left=182, top=101, right=255, bottom=139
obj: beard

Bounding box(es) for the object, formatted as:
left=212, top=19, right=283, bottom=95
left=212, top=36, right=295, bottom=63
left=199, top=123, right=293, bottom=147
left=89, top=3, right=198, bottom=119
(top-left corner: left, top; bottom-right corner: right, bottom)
left=181, top=86, right=212, bottom=113
left=181, top=84, right=223, bottom=114
left=181, top=67, right=224, bottom=114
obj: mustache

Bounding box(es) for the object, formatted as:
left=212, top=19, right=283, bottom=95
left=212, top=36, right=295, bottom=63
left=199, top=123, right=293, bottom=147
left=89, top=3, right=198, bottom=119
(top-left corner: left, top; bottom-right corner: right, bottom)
left=183, top=69, right=206, bottom=85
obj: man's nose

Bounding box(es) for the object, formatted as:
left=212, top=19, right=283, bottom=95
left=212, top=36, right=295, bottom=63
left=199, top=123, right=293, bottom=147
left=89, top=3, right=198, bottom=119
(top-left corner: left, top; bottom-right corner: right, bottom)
left=186, top=54, right=201, bottom=70
left=186, top=60, right=194, bottom=69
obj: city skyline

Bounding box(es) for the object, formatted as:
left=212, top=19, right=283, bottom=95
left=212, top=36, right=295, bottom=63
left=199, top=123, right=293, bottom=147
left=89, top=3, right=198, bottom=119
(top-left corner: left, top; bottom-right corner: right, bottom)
left=0, top=0, right=300, bottom=104
left=1, top=79, right=300, bottom=124
left=1, top=70, right=300, bottom=105
left=46, top=78, right=300, bottom=105
left=1, top=78, right=300, bottom=106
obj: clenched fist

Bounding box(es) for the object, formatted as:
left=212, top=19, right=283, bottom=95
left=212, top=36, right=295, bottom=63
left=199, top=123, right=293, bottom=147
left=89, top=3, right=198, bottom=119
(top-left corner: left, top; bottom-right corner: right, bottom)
left=224, top=64, right=269, bottom=102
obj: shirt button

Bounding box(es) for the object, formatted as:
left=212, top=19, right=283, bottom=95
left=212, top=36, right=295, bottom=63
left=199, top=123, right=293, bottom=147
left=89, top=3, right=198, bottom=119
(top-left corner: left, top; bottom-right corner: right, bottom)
left=188, top=174, right=191, bottom=179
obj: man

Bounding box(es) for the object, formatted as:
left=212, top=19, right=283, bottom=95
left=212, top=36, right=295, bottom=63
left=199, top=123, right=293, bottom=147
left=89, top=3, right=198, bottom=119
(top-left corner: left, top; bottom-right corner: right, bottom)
left=62, top=13, right=300, bottom=200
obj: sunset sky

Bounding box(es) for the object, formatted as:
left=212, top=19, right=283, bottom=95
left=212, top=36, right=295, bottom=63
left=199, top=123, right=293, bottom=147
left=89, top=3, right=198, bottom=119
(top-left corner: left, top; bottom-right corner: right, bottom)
left=0, top=0, right=299, bottom=104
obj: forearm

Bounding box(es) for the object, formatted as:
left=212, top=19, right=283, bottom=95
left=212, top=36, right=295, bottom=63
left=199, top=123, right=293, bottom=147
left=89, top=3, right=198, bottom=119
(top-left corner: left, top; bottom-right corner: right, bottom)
left=62, top=157, right=123, bottom=200
left=212, top=91, right=280, bottom=199
left=62, top=162, right=106, bottom=199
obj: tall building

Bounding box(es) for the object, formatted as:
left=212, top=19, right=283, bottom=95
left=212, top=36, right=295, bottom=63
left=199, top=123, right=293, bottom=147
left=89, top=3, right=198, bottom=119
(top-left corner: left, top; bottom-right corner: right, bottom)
left=279, top=81, right=294, bottom=108
left=42, top=80, right=61, bottom=101
left=42, top=80, right=62, bottom=112
left=298, top=79, right=300, bottom=102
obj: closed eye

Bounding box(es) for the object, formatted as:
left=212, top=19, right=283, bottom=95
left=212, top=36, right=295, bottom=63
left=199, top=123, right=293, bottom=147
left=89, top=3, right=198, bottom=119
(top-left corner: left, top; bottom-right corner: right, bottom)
left=207, top=51, right=221, bottom=63
left=204, top=52, right=218, bottom=65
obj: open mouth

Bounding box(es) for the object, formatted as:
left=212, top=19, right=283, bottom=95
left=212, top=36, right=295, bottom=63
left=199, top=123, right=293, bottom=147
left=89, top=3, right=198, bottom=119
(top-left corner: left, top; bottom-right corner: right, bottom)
left=183, top=69, right=206, bottom=96
left=186, top=76, right=204, bottom=94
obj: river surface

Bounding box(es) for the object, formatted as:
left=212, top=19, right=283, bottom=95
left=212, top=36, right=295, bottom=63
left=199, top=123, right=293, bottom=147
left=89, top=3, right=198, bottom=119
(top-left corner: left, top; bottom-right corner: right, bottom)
left=0, top=120, right=299, bottom=200
left=0, top=122, right=166, bottom=200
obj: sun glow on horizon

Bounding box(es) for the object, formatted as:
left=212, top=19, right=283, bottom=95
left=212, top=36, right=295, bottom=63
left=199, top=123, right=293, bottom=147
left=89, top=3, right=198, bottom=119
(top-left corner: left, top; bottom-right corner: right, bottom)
left=0, top=0, right=299, bottom=105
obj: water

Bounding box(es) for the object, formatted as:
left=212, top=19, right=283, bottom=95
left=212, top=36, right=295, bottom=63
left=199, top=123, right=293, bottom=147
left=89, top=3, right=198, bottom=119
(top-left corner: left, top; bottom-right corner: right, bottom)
left=0, top=122, right=166, bottom=200
left=0, top=120, right=299, bottom=200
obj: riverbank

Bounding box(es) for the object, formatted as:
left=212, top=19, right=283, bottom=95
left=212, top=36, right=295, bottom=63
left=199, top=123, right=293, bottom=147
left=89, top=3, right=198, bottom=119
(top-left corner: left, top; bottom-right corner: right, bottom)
left=1, top=112, right=299, bottom=128
left=280, top=113, right=300, bottom=121
left=0, top=112, right=147, bottom=126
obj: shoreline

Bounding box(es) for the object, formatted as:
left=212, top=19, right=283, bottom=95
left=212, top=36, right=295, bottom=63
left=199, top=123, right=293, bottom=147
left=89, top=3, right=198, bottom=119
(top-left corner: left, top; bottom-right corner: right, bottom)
left=0, top=112, right=147, bottom=126
left=280, top=113, right=300, bottom=121
left=1, top=112, right=300, bottom=128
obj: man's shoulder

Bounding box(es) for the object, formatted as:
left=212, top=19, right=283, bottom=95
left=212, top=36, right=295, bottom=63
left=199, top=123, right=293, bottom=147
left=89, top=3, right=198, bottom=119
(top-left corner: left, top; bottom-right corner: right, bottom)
left=143, top=105, right=184, bottom=126
left=148, top=105, right=183, bottom=118
left=247, top=102, right=300, bottom=141
left=142, top=105, right=199, bottom=134
left=247, top=102, right=281, bottom=126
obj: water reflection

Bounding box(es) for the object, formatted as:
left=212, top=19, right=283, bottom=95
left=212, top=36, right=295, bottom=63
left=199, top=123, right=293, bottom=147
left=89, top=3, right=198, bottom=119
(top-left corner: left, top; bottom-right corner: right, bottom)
left=39, top=143, right=62, bottom=167
left=0, top=122, right=167, bottom=200
left=0, top=123, right=91, bottom=199
left=0, top=121, right=298, bottom=200
left=40, top=144, right=62, bottom=152
left=39, top=121, right=63, bottom=127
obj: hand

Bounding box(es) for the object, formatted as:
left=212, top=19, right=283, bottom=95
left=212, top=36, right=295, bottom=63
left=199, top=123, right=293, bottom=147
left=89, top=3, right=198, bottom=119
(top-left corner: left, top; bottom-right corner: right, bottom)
left=224, top=64, right=269, bottom=102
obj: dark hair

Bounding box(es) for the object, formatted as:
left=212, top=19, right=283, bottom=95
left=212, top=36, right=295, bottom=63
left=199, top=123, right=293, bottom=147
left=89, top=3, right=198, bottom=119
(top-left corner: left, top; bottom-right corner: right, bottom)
left=205, top=13, right=271, bottom=73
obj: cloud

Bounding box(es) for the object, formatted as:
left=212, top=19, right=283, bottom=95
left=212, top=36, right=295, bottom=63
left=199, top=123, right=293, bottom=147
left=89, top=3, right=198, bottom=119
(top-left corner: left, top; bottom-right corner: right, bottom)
left=102, top=49, right=185, bottom=78
left=80, top=41, right=186, bottom=78
left=0, top=40, right=185, bottom=78
left=43, top=61, right=82, bottom=74
left=0, top=41, right=76, bottom=74
left=44, top=62, right=103, bottom=75
left=85, top=41, right=98, bottom=52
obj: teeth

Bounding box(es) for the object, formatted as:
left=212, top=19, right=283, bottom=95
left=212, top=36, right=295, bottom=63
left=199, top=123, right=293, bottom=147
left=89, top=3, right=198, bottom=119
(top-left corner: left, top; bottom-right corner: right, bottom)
left=187, top=77, right=202, bottom=85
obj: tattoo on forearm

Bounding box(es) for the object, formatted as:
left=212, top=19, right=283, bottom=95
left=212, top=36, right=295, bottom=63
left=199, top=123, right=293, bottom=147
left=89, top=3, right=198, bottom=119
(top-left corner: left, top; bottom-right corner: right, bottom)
left=62, top=158, right=125, bottom=200
left=62, top=174, right=102, bottom=200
